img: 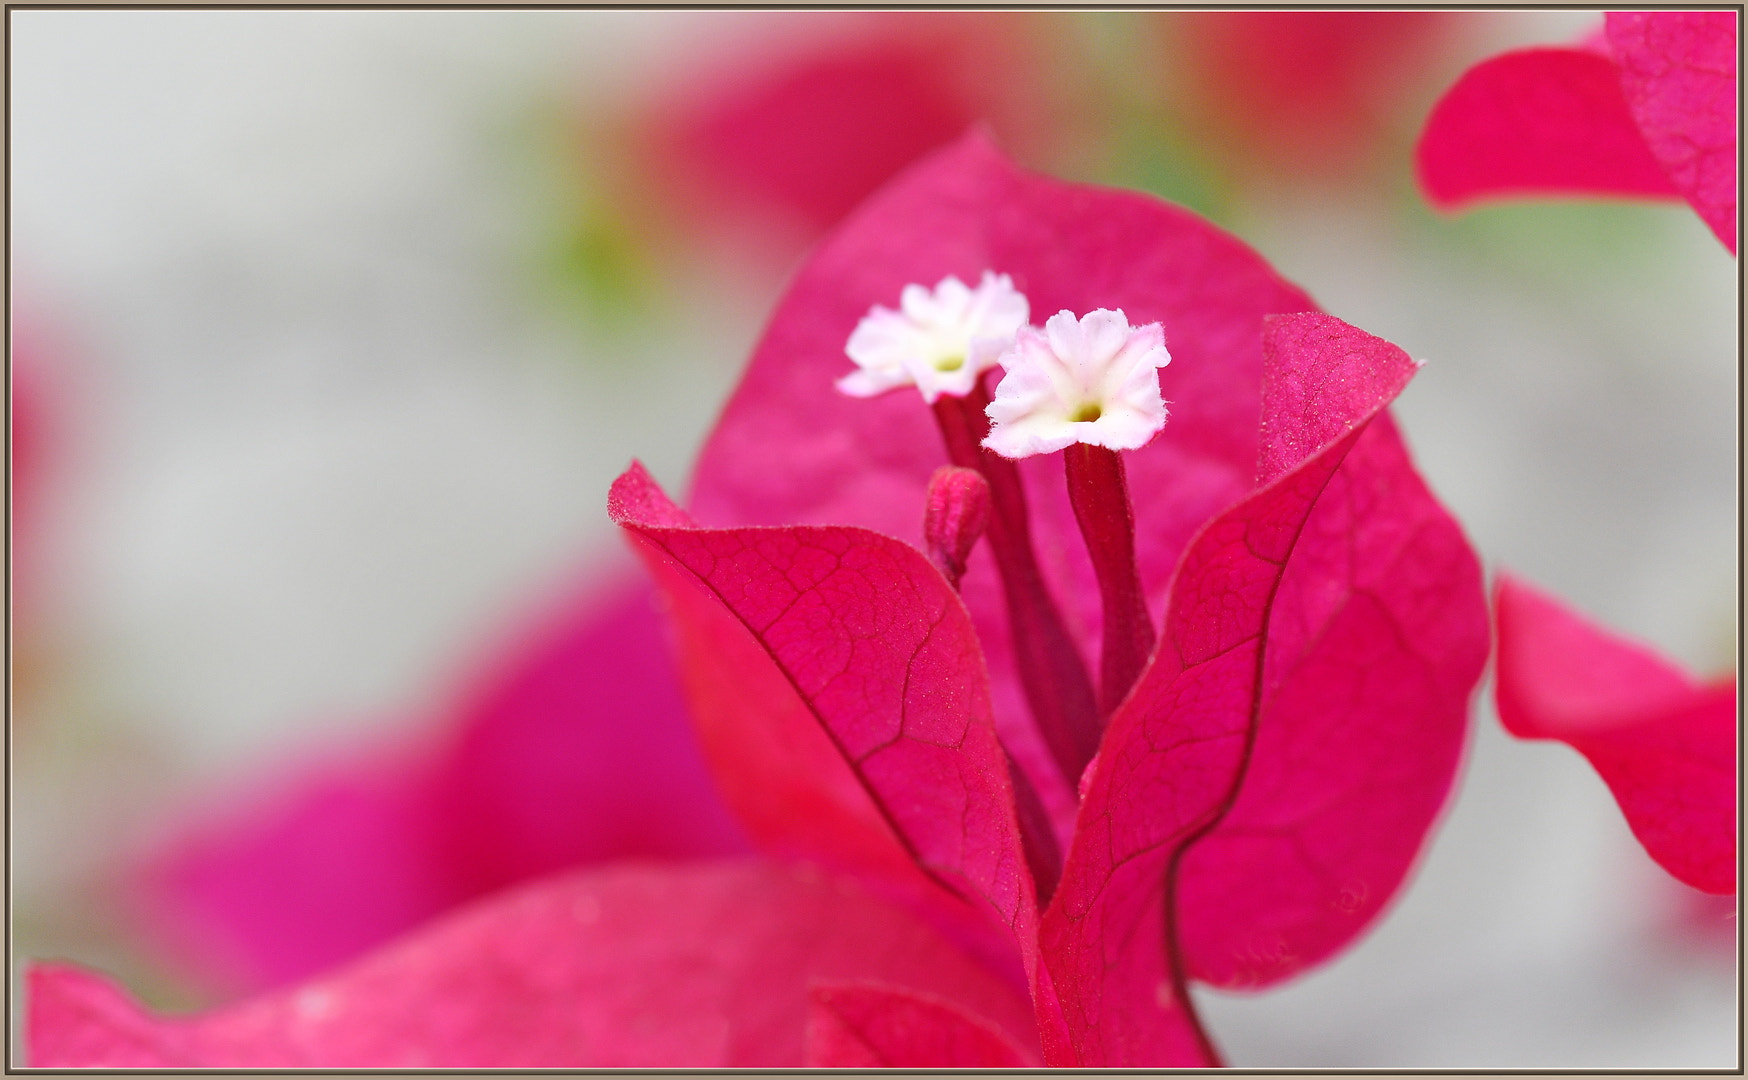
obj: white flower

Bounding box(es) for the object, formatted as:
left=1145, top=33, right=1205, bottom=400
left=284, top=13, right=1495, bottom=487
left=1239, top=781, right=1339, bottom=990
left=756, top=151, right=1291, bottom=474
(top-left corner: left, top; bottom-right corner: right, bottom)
left=982, top=308, right=1171, bottom=459
left=838, top=272, right=1030, bottom=404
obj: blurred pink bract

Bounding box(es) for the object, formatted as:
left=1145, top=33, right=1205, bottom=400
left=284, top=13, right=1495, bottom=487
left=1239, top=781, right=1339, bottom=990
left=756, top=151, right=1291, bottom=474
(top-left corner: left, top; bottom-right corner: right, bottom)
left=129, top=579, right=751, bottom=994
left=1417, top=11, right=1738, bottom=253
left=1494, top=574, right=1737, bottom=896
left=641, top=15, right=1055, bottom=247
left=1176, top=11, right=1460, bottom=173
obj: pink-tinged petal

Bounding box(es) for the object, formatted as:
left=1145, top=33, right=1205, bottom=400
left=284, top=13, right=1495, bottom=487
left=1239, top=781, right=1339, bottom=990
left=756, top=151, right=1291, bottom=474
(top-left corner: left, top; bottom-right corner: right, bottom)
left=1495, top=574, right=1737, bottom=895
left=31, top=860, right=1039, bottom=1068
left=805, top=983, right=1037, bottom=1067
left=1607, top=11, right=1739, bottom=253
left=611, top=463, right=1081, bottom=1060
left=1416, top=47, right=1681, bottom=209
left=1041, top=314, right=1435, bottom=1066
left=689, top=132, right=1315, bottom=820
left=1175, top=413, right=1487, bottom=986
left=131, top=579, right=752, bottom=994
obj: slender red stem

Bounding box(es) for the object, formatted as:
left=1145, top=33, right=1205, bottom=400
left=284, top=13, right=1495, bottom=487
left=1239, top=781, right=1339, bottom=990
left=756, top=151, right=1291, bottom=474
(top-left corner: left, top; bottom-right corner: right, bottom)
left=1064, top=444, right=1156, bottom=717
left=931, top=380, right=1102, bottom=788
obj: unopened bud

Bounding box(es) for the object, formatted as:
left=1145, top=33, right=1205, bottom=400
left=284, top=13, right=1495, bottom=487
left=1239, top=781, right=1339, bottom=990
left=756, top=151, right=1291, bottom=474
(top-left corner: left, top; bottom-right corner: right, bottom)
left=923, top=465, right=991, bottom=589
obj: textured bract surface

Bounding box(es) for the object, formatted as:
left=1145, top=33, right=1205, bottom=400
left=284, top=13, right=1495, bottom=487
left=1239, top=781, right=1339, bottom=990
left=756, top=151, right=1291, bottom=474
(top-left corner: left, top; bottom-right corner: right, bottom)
left=1495, top=575, right=1737, bottom=895
left=31, top=861, right=1036, bottom=1068
left=1607, top=11, right=1739, bottom=253
left=1176, top=415, right=1483, bottom=985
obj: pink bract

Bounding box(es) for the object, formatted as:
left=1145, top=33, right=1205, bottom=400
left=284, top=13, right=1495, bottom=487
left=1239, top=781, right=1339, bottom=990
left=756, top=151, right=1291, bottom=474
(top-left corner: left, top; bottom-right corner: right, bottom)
left=1494, top=574, right=1737, bottom=896
left=1416, top=11, right=1738, bottom=253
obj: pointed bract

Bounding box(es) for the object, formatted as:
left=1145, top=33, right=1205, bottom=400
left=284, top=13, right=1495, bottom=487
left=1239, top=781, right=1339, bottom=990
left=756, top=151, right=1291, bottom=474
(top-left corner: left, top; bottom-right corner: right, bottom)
left=610, top=461, right=1075, bottom=1056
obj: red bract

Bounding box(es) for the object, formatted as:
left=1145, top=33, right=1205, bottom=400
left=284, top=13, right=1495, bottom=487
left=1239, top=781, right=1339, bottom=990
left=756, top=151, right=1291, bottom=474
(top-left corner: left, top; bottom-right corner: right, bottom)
left=1416, top=11, right=1738, bottom=253
left=1494, top=574, right=1737, bottom=896
left=129, top=579, right=751, bottom=995
left=26, top=135, right=1488, bottom=1067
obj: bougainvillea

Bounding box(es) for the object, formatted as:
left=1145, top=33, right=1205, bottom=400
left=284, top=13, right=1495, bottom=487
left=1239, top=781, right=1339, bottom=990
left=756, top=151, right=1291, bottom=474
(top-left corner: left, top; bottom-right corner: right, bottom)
left=1494, top=574, right=1736, bottom=896
left=1416, top=10, right=1738, bottom=253
left=28, top=135, right=1489, bottom=1067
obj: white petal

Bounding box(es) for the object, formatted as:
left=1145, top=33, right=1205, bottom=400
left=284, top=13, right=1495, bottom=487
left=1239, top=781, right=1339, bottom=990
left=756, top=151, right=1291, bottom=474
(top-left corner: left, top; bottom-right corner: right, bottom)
left=983, top=308, right=1170, bottom=458
left=839, top=272, right=1030, bottom=403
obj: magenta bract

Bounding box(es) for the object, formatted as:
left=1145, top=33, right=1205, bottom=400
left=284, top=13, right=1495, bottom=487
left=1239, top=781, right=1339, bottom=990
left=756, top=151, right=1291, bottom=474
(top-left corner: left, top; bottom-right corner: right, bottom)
left=1494, top=574, right=1737, bottom=896
left=1416, top=11, right=1738, bottom=253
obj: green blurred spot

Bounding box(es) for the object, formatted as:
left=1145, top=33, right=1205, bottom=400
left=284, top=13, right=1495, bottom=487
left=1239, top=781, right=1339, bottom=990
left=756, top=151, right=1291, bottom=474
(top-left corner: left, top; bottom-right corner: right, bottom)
left=546, top=201, right=658, bottom=331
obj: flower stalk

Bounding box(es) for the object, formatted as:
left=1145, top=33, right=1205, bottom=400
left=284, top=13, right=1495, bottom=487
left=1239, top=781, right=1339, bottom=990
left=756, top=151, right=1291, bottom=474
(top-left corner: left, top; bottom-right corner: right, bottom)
left=1064, top=443, right=1156, bottom=716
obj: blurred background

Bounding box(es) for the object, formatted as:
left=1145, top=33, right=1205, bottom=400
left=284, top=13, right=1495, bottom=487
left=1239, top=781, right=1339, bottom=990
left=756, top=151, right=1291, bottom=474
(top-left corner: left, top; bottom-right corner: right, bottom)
left=9, top=9, right=1737, bottom=1067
